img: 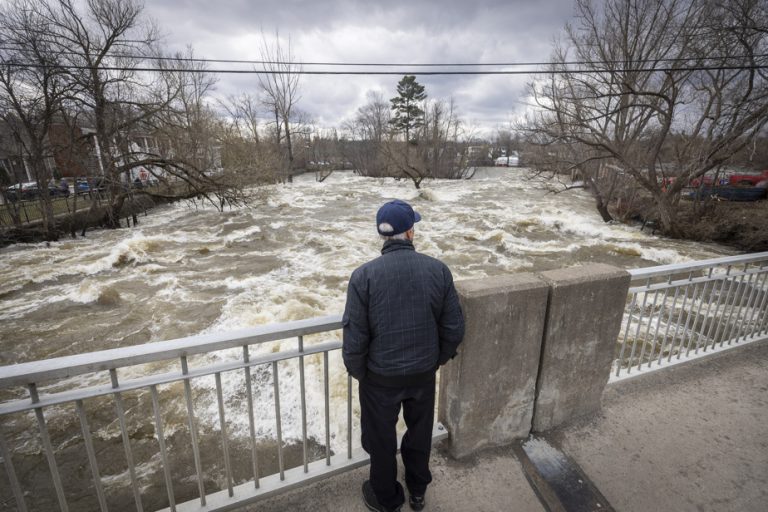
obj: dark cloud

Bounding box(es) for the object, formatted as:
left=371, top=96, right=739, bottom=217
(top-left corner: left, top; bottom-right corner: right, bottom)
left=144, top=0, right=574, bottom=135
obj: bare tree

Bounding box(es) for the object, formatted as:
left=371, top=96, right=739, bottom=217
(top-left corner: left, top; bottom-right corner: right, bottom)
left=422, top=97, right=469, bottom=179
left=343, top=90, right=392, bottom=177
left=524, top=0, right=768, bottom=235
left=44, top=0, right=168, bottom=226
left=0, top=0, right=71, bottom=237
left=257, top=31, right=302, bottom=183
left=40, top=0, right=244, bottom=229
left=382, top=97, right=469, bottom=188
left=221, top=92, right=261, bottom=145
left=218, top=93, right=283, bottom=185
left=308, top=127, right=343, bottom=182
left=138, top=47, right=247, bottom=209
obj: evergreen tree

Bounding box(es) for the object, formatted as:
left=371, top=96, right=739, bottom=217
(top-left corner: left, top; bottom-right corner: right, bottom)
left=389, top=75, right=427, bottom=143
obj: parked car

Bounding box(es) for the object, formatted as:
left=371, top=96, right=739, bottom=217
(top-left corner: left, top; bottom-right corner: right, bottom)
left=76, top=177, right=106, bottom=195
left=728, top=170, right=768, bottom=187
left=50, top=185, right=70, bottom=198
left=50, top=179, right=70, bottom=198
left=5, top=181, right=70, bottom=201
left=687, top=185, right=767, bottom=201
left=662, top=173, right=728, bottom=190
left=76, top=178, right=91, bottom=194
left=5, top=181, right=40, bottom=201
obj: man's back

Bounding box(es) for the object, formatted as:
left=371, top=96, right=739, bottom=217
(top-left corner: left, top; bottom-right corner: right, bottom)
left=343, top=239, right=464, bottom=381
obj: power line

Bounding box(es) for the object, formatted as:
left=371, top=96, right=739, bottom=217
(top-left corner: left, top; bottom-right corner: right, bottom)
left=2, top=62, right=766, bottom=75
left=1, top=45, right=766, bottom=69
left=133, top=53, right=768, bottom=68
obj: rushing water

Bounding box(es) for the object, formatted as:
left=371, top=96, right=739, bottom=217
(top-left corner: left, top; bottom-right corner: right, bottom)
left=0, top=168, right=733, bottom=360
left=0, top=168, right=734, bottom=510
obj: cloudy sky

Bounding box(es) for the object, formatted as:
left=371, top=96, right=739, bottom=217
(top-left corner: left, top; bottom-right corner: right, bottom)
left=144, top=0, right=575, bottom=136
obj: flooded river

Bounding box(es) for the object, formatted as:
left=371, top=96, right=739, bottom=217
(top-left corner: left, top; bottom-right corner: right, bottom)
left=0, top=168, right=732, bottom=362
left=0, top=168, right=734, bottom=510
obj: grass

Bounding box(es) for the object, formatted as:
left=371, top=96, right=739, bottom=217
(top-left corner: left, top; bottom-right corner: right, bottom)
left=0, top=194, right=102, bottom=227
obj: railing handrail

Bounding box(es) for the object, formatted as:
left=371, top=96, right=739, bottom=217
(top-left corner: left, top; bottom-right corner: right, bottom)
left=0, top=314, right=342, bottom=389
left=0, top=341, right=344, bottom=416
left=628, top=251, right=768, bottom=280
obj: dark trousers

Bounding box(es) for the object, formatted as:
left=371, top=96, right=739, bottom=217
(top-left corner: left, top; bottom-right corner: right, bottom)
left=359, top=377, right=435, bottom=511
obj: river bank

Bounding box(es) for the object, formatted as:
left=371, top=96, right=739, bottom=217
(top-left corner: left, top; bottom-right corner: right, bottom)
left=676, top=198, right=768, bottom=253
left=1, top=194, right=166, bottom=248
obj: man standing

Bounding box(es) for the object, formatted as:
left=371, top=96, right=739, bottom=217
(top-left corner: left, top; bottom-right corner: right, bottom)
left=343, top=199, right=465, bottom=512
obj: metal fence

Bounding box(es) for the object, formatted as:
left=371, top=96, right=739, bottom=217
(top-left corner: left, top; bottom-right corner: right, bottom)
left=0, top=194, right=102, bottom=227
left=0, top=183, right=161, bottom=228
left=0, top=316, right=447, bottom=512
left=612, top=252, right=768, bottom=381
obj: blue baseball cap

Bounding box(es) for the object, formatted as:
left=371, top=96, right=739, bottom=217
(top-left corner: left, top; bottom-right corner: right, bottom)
left=376, top=199, right=421, bottom=236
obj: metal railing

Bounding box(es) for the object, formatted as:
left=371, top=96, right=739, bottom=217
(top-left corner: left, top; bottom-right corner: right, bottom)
left=0, top=193, right=103, bottom=227
left=0, top=316, right=447, bottom=512
left=612, top=251, right=768, bottom=381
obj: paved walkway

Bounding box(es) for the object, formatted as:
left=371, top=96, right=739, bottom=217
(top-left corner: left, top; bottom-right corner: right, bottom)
left=557, top=339, right=768, bottom=512
left=243, top=340, right=768, bottom=511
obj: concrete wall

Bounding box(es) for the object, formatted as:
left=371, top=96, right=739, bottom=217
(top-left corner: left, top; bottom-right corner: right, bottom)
left=438, top=274, right=549, bottom=459
left=532, top=264, right=631, bottom=431
left=439, top=264, right=630, bottom=458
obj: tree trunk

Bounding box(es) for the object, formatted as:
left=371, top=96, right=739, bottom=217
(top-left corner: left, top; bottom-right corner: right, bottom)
left=656, top=195, right=680, bottom=236
left=284, top=119, right=293, bottom=164
left=595, top=200, right=613, bottom=223
left=104, top=194, right=127, bottom=229
left=585, top=177, right=614, bottom=223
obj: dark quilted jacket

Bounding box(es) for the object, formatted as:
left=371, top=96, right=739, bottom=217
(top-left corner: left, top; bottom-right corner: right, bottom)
left=342, top=239, right=465, bottom=382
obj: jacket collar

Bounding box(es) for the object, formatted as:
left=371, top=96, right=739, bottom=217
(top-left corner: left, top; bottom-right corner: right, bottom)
left=381, top=239, right=415, bottom=254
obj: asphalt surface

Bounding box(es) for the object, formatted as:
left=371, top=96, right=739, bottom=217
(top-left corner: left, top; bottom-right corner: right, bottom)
left=557, top=338, right=768, bottom=512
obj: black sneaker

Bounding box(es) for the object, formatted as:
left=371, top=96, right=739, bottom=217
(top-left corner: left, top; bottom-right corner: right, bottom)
left=363, top=480, right=402, bottom=512
left=409, top=494, right=425, bottom=511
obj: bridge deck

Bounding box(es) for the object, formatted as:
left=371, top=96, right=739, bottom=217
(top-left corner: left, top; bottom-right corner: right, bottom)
left=242, top=340, right=768, bottom=512
left=558, top=338, right=768, bottom=512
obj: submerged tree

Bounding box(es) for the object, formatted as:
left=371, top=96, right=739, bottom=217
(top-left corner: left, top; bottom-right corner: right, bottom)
left=384, top=97, right=470, bottom=188
left=347, top=81, right=470, bottom=188
left=257, top=31, right=302, bottom=183
left=386, top=76, right=429, bottom=187
left=343, top=90, right=391, bottom=177
left=218, top=92, right=283, bottom=185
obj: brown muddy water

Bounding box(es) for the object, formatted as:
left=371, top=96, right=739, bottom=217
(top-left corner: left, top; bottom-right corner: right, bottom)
left=0, top=168, right=734, bottom=511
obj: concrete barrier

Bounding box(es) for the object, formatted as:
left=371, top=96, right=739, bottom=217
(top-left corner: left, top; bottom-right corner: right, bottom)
left=438, top=273, right=549, bottom=459
left=532, top=264, right=631, bottom=431
left=439, top=264, right=630, bottom=458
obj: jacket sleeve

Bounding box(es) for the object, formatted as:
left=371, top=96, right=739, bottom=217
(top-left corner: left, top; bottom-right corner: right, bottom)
left=437, top=266, right=465, bottom=365
left=342, top=270, right=370, bottom=380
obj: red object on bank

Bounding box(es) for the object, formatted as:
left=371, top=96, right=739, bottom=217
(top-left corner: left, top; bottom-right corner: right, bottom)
left=728, top=170, right=768, bottom=187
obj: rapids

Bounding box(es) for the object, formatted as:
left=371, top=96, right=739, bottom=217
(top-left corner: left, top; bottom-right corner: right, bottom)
left=0, top=168, right=731, bottom=364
